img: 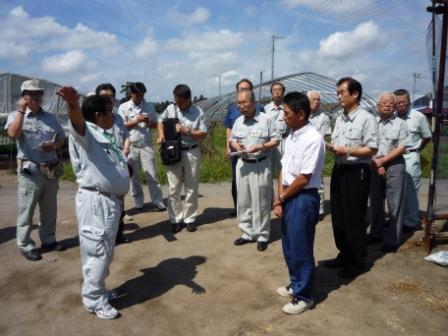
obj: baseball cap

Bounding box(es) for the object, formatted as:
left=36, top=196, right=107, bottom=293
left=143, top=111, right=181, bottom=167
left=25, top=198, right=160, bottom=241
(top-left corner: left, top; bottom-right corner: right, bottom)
left=21, top=79, right=44, bottom=93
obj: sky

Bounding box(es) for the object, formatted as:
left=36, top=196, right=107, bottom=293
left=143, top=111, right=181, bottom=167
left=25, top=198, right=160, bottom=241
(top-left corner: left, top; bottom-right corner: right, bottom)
left=0, top=0, right=435, bottom=102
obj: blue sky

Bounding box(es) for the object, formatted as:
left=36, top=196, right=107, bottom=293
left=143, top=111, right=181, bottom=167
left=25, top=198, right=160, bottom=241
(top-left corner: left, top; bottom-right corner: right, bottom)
left=0, top=0, right=433, bottom=102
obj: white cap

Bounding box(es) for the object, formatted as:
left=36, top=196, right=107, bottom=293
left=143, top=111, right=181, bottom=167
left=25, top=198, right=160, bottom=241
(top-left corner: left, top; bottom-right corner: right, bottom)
left=21, top=79, right=44, bottom=93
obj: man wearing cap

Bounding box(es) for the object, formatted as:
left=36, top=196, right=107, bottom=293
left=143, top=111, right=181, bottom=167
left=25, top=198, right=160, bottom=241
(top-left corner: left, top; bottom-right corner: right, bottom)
left=230, top=90, right=280, bottom=252
left=308, top=90, right=332, bottom=220
left=118, top=82, right=166, bottom=211
left=394, top=89, right=432, bottom=231
left=157, top=84, right=208, bottom=233
left=5, top=79, right=66, bottom=261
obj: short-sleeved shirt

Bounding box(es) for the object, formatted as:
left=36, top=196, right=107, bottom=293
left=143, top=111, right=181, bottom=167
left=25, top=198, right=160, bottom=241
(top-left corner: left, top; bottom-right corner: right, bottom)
left=118, top=100, right=158, bottom=146
left=5, top=108, right=65, bottom=164
left=376, top=115, right=410, bottom=157
left=230, top=111, right=280, bottom=160
left=281, top=124, right=325, bottom=189
left=68, top=121, right=130, bottom=196
left=309, top=110, right=332, bottom=136
left=331, top=106, right=378, bottom=165
left=398, top=108, right=432, bottom=151
left=158, top=103, right=208, bottom=146
left=224, top=102, right=265, bottom=129
left=106, top=113, right=128, bottom=150
left=264, top=101, right=288, bottom=136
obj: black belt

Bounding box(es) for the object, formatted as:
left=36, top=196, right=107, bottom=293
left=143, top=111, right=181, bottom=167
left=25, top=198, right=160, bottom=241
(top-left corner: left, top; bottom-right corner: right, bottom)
left=181, top=144, right=198, bottom=151
left=241, top=156, right=268, bottom=163
left=407, top=149, right=420, bottom=153
left=334, top=163, right=369, bottom=170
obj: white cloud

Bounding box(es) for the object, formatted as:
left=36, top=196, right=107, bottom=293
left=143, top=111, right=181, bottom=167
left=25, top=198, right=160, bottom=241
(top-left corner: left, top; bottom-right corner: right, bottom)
left=166, top=30, right=243, bottom=52
left=80, top=73, right=99, bottom=84
left=135, top=37, right=158, bottom=59
left=317, top=21, right=382, bottom=59
left=0, top=40, right=30, bottom=60
left=167, top=6, right=210, bottom=25
left=281, top=0, right=374, bottom=14
left=41, top=50, right=86, bottom=74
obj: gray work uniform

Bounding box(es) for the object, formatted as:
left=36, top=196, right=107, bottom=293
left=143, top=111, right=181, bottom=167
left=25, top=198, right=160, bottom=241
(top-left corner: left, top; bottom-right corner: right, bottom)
left=68, top=121, right=130, bottom=311
left=369, top=115, right=410, bottom=246
left=5, top=108, right=65, bottom=252
left=309, top=110, right=332, bottom=215
left=398, top=109, right=432, bottom=227
left=230, top=111, right=280, bottom=242
left=264, top=101, right=287, bottom=175
left=118, top=99, right=164, bottom=208
left=159, top=103, right=208, bottom=224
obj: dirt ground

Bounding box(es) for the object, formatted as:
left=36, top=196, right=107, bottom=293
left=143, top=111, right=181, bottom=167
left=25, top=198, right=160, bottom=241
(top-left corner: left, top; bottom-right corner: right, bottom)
left=0, top=169, right=447, bottom=336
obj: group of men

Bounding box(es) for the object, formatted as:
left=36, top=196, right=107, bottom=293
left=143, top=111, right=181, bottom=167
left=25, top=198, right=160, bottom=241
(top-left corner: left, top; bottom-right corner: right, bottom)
left=6, top=79, right=207, bottom=319
left=224, top=77, right=431, bottom=314
left=6, top=75, right=431, bottom=318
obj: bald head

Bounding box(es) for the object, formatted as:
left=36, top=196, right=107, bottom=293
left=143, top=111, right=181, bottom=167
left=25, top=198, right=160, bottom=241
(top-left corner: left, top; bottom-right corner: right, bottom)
left=307, top=90, right=321, bottom=114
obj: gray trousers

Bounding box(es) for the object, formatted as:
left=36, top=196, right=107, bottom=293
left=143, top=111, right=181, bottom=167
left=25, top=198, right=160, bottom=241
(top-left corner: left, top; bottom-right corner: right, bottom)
left=166, top=146, right=201, bottom=224
left=76, top=189, right=121, bottom=311
left=128, top=145, right=164, bottom=207
left=16, top=172, right=59, bottom=252
left=236, top=157, right=272, bottom=242
left=369, top=161, right=406, bottom=246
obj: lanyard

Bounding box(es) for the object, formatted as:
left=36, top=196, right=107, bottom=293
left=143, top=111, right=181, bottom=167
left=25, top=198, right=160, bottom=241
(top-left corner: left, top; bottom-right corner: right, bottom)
left=88, top=122, right=126, bottom=163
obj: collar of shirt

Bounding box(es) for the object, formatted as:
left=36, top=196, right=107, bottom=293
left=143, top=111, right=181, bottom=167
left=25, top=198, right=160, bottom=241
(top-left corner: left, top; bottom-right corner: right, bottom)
left=243, top=110, right=261, bottom=124
left=376, top=115, right=394, bottom=125
left=309, top=110, right=321, bottom=119
left=342, top=105, right=361, bottom=122
left=290, top=123, right=311, bottom=139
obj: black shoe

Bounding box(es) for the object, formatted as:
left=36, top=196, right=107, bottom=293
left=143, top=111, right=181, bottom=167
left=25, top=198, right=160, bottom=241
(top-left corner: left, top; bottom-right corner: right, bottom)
left=257, top=241, right=268, bottom=251
left=402, top=225, right=418, bottom=234
left=381, top=244, right=398, bottom=254
left=233, top=237, right=254, bottom=246
left=22, top=249, right=42, bottom=261
left=41, top=242, right=66, bottom=252
left=186, top=223, right=197, bottom=232
left=318, top=213, right=325, bottom=221
left=366, top=235, right=382, bottom=245
left=228, top=211, right=237, bottom=218
left=324, top=257, right=345, bottom=269
left=338, top=266, right=364, bottom=278
left=116, top=235, right=133, bottom=244
left=171, top=223, right=182, bottom=233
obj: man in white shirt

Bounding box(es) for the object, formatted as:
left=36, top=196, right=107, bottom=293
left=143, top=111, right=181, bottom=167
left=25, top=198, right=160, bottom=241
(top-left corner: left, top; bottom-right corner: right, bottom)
left=308, top=90, right=332, bottom=220
left=118, top=82, right=165, bottom=211
left=273, top=91, right=325, bottom=315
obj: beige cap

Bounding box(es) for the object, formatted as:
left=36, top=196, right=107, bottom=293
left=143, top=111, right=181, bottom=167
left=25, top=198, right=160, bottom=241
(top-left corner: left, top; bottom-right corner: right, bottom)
left=21, top=79, right=44, bottom=93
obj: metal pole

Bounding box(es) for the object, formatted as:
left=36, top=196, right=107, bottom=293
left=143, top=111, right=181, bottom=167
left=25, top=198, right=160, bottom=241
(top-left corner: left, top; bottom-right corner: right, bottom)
left=271, top=34, right=274, bottom=81
left=259, top=71, right=263, bottom=102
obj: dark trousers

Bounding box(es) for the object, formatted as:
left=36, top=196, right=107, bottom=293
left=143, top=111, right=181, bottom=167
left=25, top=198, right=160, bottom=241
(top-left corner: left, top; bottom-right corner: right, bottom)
left=330, top=164, right=371, bottom=267
left=230, top=155, right=238, bottom=210
left=282, top=189, right=319, bottom=302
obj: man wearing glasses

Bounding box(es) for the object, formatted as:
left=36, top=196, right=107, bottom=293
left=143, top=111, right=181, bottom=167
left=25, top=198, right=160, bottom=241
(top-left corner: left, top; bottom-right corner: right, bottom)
left=5, top=79, right=66, bottom=261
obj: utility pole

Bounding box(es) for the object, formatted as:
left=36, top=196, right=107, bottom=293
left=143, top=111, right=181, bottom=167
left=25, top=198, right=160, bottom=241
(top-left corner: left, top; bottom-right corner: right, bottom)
left=271, top=33, right=285, bottom=81
left=412, top=72, right=422, bottom=102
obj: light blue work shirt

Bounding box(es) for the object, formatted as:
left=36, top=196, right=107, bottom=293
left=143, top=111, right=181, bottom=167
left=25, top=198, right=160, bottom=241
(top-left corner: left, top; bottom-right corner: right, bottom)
left=331, top=106, right=378, bottom=165
left=376, top=115, right=411, bottom=157
left=264, top=101, right=288, bottom=136
left=230, top=111, right=280, bottom=159
left=158, top=103, right=208, bottom=146
left=5, top=108, right=65, bottom=164
left=118, top=100, right=158, bottom=146
left=68, top=121, right=130, bottom=196
left=397, top=108, right=432, bottom=151
left=309, top=110, right=332, bottom=136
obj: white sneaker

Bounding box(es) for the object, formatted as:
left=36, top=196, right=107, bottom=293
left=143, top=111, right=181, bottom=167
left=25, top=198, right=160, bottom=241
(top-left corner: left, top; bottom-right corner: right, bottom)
left=87, top=303, right=120, bottom=320
left=282, top=298, right=314, bottom=315
left=277, top=285, right=293, bottom=297
left=135, top=200, right=144, bottom=209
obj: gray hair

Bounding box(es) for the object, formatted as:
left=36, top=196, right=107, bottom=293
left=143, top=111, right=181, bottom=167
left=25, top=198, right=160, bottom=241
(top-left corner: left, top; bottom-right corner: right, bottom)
left=378, top=92, right=395, bottom=103
left=306, top=90, right=321, bottom=99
